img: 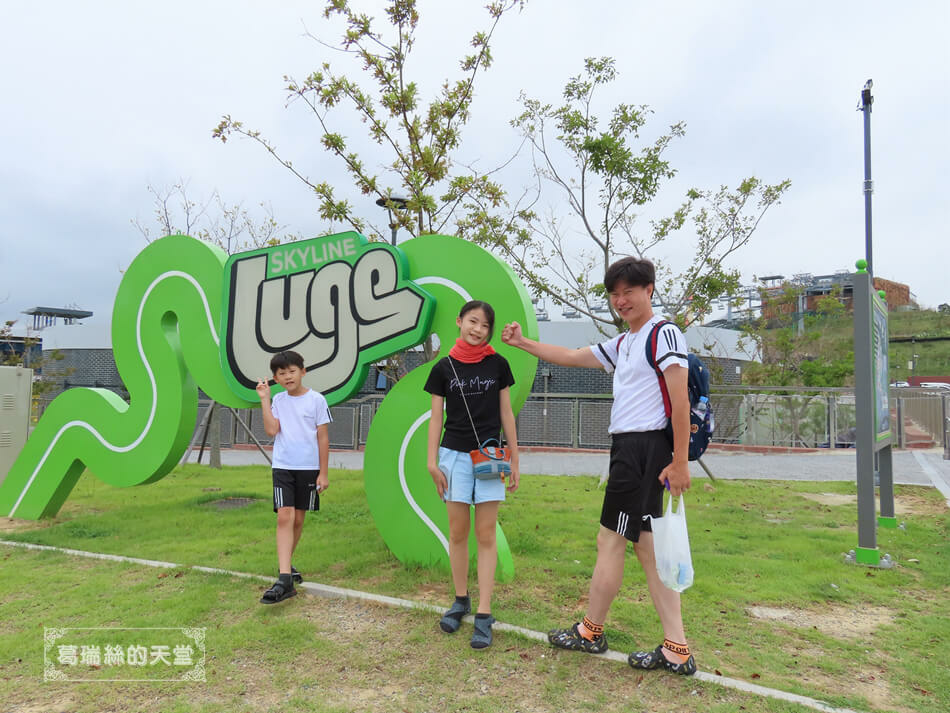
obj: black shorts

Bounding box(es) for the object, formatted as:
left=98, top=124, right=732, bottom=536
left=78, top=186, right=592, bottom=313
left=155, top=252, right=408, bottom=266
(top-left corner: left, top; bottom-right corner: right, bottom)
left=600, top=431, right=671, bottom=542
left=272, top=468, right=320, bottom=512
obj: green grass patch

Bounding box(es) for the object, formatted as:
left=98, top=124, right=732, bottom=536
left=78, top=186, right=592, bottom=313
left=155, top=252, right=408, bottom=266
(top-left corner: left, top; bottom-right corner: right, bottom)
left=2, top=465, right=948, bottom=712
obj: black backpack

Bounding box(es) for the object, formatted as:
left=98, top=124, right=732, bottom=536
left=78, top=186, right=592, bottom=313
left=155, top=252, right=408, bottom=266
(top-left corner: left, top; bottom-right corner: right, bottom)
left=643, top=320, right=713, bottom=461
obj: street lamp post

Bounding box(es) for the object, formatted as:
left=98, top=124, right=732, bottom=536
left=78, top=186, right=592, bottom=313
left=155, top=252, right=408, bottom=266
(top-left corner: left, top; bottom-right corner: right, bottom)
left=858, top=79, right=874, bottom=277
left=374, top=195, right=412, bottom=386
left=375, top=195, right=410, bottom=245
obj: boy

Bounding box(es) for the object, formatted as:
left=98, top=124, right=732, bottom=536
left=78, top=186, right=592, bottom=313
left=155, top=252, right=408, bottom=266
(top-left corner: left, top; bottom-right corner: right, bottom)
left=256, top=350, right=331, bottom=604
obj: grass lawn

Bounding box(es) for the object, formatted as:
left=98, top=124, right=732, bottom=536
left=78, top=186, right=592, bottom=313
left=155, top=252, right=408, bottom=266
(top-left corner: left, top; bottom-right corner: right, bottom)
left=1, top=464, right=947, bottom=713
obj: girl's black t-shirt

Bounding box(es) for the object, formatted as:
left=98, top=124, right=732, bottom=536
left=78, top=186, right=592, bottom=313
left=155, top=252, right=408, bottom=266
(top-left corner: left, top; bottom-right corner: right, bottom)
left=423, top=354, right=516, bottom=452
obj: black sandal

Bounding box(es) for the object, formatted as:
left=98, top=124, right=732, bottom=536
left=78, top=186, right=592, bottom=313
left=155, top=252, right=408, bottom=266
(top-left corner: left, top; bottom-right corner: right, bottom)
left=628, top=644, right=697, bottom=675
left=470, top=615, right=494, bottom=649
left=439, top=597, right=471, bottom=633
left=291, top=566, right=303, bottom=585
left=547, top=623, right=608, bottom=654
left=260, top=580, right=297, bottom=604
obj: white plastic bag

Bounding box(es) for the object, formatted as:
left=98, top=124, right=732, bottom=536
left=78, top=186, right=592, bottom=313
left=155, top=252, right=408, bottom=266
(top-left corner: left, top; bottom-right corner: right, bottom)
left=646, top=494, right=694, bottom=592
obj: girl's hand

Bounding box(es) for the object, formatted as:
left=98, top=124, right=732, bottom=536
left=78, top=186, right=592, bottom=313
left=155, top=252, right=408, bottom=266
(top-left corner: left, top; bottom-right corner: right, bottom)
left=506, top=465, right=520, bottom=493
left=428, top=463, right=447, bottom=499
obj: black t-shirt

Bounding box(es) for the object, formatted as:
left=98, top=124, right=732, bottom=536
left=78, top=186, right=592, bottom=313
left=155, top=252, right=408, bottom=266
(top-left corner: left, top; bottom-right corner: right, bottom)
left=423, top=354, right=516, bottom=452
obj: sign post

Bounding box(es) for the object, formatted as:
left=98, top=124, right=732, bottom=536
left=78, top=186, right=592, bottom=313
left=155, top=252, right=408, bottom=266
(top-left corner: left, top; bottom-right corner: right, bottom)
left=851, top=259, right=896, bottom=567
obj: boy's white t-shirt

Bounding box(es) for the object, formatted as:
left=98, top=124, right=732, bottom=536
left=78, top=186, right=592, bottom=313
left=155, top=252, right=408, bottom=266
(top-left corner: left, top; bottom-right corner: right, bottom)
left=270, top=389, right=332, bottom=470
left=590, top=316, right=689, bottom=434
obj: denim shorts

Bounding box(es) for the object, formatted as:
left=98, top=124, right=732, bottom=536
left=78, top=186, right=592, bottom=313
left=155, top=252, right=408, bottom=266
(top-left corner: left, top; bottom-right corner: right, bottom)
left=438, top=447, right=506, bottom=505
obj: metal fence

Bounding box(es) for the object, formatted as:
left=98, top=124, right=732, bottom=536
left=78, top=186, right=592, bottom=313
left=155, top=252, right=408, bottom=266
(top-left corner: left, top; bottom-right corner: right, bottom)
left=201, top=387, right=950, bottom=452
left=709, top=387, right=949, bottom=450
left=33, top=387, right=950, bottom=454
left=894, top=388, right=950, bottom=453
left=187, top=399, right=375, bottom=451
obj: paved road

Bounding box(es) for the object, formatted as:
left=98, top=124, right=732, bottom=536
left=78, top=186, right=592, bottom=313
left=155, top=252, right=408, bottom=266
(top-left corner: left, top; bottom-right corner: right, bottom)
left=186, top=447, right=950, bottom=501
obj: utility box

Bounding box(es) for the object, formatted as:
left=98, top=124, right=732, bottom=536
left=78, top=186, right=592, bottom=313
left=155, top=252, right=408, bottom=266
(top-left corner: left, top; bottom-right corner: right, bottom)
left=0, top=365, right=33, bottom=486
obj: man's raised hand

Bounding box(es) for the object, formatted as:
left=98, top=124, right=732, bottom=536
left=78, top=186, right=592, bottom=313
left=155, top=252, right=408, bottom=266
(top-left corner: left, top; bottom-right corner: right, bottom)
left=501, top=322, right=523, bottom=345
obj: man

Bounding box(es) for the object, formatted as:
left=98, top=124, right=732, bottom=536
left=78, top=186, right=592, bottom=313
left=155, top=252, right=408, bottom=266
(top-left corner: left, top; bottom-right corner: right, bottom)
left=501, top=256, right=696, bottom=675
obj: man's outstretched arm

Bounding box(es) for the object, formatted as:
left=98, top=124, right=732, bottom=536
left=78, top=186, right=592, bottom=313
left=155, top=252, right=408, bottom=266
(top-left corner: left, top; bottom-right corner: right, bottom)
left=501, top=321, right=603, bottom=369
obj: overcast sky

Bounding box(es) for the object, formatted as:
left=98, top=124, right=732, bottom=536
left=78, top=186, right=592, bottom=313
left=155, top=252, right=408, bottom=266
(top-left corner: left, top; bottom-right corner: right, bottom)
left=2, top=0, right=948, bottom=331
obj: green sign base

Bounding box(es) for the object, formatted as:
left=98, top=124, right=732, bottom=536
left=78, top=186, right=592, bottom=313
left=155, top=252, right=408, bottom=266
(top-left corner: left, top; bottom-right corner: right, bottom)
left=877, top=516, right=898, bottom=529
left=855, top=546, right=880, bottom=566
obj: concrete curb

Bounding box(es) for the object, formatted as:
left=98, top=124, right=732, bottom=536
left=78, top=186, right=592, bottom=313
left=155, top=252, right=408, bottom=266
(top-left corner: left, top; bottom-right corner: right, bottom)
left=2, top=539, right=862, bottom=713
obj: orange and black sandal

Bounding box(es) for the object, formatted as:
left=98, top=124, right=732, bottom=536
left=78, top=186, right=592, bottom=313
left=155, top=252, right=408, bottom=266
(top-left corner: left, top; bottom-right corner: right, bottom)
left=628, top=640, right=696, bottom=675
left=548, top=622, right=608, bottom=654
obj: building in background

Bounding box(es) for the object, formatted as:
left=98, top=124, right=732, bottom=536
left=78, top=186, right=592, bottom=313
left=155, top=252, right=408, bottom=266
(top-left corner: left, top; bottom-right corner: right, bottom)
left=23, top=306, right=93, bottom=330
left=702, top=271, right=916, bottom=328
left=2, top=307, right=93, bottom=370
left=758, top=272, right=913, bottom=321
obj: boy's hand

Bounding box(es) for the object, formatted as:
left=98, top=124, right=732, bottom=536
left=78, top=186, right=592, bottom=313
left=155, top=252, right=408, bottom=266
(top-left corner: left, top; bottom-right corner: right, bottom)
left=316, top=472, right=329, bottom=493
left=255, top=378, right=270, bottom=401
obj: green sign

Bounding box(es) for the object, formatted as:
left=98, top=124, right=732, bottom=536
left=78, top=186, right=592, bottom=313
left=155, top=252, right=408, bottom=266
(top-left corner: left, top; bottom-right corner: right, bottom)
left=871, top=290, right=890, bottom=441
left=1, top=235, right=249, bottom=519
left=222, top=233, right=434, bottom=404
left=0, top=232, right=537, bottom=580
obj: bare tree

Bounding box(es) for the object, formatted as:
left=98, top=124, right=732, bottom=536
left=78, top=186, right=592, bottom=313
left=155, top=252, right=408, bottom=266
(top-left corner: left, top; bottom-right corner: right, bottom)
left=132, top=181, right=296, bottom=254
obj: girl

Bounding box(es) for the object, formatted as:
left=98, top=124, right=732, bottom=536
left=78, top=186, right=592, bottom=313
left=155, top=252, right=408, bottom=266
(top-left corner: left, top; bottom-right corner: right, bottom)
left=424, top=300, right=520, bottom=649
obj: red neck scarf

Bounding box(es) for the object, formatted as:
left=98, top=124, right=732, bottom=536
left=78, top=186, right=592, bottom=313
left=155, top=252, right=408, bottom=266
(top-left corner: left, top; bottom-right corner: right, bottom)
left=449, top=337, right=496, bottom=363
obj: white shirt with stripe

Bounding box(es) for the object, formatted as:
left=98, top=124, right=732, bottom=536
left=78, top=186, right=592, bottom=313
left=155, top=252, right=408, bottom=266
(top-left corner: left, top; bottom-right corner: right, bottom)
left=589, top=316, right=689, bottom=434
left=271, top=389, right=332, bottom=470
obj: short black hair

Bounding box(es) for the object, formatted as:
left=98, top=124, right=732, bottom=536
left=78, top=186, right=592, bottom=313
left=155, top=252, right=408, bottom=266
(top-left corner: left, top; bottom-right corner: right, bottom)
left=269, top=350, right=304, bottom=374
left=604, top=257, right=655, bottom=292
left=459, top=300, right=495, bottom=341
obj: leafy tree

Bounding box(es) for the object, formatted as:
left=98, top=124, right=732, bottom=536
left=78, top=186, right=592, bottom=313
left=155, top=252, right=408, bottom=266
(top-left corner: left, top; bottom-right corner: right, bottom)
left=213, top=7, right=787, bottom=338
left=213, top=0, right=525, bottom=242
left=741, top=281, right=853, bottom=388
left=740, top=282, right=854, bottom=446
left=460, top=57, right=791, bottom=333
left=214, top=0, right=525, bottom=377
left=815, top=285, right=847, bottom=320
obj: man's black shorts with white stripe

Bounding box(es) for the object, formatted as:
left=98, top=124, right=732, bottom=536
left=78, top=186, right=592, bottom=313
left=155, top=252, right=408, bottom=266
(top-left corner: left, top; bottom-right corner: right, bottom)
left=272, top=468, right=320, bottom=512
left=601, top=431, right=671, bottom=542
